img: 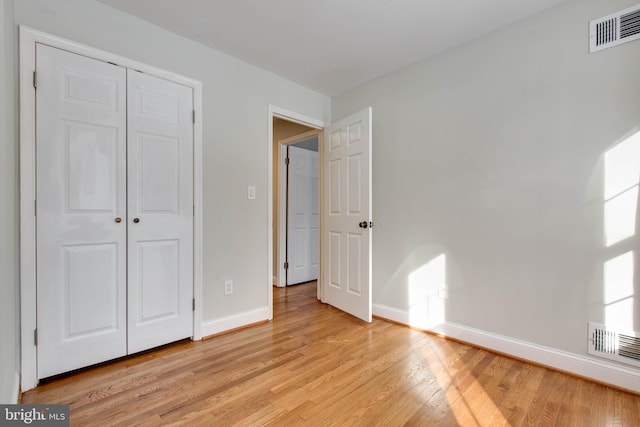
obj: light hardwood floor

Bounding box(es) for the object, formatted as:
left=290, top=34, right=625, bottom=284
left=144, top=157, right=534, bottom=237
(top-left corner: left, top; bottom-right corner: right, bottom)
left=22, top=282, right=640, bottom=426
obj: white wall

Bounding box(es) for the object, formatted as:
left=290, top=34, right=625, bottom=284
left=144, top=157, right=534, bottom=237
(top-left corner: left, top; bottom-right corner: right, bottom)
left=10, top=0, right=329, bottom=333
left=333, top=0, right=640, bottom=369
left=0, top=0, right=19, bottom=404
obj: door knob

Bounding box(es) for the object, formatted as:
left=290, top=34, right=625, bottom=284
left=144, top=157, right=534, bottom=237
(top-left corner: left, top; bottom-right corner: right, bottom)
left=359, top=221, right=368, bottom=229
left=115, top=217, right=122, bottom=223
left=133, top=218, right=140, bottom=223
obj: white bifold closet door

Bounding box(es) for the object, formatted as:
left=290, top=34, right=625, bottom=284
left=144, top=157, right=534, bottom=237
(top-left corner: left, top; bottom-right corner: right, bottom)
left=126, top=69, right=194, bottom=354
left=36, top=43, right=193, bottom=379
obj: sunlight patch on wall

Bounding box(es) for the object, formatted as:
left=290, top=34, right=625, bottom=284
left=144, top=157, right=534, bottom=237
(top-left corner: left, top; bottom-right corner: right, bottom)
left=604, top=187, right=638, bottom=246
left=408, top=254, right=446, bottom=329
left=604, top=131, right=640, bottom=246
left=602, top=130, right=639, bottom=331
left=604, top=251, right=635, bottom=330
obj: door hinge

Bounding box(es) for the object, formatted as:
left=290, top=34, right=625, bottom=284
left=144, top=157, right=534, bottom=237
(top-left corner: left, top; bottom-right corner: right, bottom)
left=284, top=262, right=289, bottom=270
left=34, top=200, right=37, bottom=216
left=192, top=110, right=195, bottom=124
left=192, top=298, right=195, bottom=311
left=285, top=157, right=290, bottom=166
left=34, top=329, right=38, bottom=346
left=33, top=71, right=37, bottom=89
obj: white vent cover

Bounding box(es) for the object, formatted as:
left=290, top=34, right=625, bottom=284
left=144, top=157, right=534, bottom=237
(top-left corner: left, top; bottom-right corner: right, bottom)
left=588, top=322, right=640, bottom=368
left=589, top=3, right=640, bottom=52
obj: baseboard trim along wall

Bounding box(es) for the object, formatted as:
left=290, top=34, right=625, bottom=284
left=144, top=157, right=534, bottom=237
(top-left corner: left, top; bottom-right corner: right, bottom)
left=201, top=307, right=270, bottom=338
left=373, top=303, right=640, bottom=394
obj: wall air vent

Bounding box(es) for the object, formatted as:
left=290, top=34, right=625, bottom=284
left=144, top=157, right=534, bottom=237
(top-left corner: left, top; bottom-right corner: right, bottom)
left=590, top=3, right=640, bottom=53
left=588, top=322, right=640, bottom=368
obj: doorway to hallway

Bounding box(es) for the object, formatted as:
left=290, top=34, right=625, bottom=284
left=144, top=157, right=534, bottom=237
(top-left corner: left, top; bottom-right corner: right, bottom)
left=273, top=118, right=320, bottom=288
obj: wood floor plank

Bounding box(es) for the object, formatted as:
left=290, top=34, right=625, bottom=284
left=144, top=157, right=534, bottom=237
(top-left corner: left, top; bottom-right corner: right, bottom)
left=21, top=282, right=640, bottom=426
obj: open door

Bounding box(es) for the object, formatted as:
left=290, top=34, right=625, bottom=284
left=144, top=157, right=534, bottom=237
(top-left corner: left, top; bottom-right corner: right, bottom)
left=322, top=108, right=372, bottom=322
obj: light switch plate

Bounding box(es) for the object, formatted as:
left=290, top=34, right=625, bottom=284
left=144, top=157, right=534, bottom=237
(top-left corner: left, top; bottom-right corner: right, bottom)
left=248, top=186, right=256, bottom=200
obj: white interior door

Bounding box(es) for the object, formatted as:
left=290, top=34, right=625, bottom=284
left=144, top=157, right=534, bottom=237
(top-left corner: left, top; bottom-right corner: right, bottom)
left=36, top=44, right=128, bottom=378
left=322, top=108, right=372, bottom=322
left=287, top=145, right=318, bottom=285
left=36, top=45, right=194, bottom=378
left=126, top=70, right=194, bottom=353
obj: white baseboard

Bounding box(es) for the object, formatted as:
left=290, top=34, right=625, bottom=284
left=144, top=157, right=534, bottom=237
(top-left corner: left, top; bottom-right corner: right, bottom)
left=373, top=303, right=640, bottom=394
left=374, top=303, right=410, bottom=324
left=201, top=307, right=270, bottom=338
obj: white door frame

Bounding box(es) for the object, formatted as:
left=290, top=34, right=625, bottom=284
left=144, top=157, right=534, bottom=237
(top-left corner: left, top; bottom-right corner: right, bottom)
left=268, top=106, right=326, bottom=318
left=276, top=130, right=321, bottom=288
left=19, top=26, right=204, bottom=391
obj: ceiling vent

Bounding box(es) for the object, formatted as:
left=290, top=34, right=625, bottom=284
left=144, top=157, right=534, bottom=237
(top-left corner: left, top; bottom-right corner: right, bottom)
left=588, top=322, right=640, bottom=368
left=589, top=3, right=640, bottom=53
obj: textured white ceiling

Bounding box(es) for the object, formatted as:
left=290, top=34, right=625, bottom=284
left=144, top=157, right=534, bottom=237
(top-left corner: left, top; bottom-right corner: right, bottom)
left=98, top=0, right=568, bottom=95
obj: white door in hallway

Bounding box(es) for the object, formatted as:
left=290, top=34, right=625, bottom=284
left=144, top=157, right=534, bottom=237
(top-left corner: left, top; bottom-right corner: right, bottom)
left=36, top=44, right=128, bottom=378
left=35, top=45, right=194, bottom=378
left=287, top=145, right=319, bottom=285
left=322, top=108, right=373, bottom=322
left=126, top=70, right=194, bottom=353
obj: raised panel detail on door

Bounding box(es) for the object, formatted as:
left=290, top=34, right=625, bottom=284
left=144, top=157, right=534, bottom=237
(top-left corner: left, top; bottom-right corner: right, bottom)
left=36, top=43, right=127, bottom=379
left=329, top=232, right=342, bottom=289
left=63, top=70, right=119, bottom=110
left=138, top=133, right=180, bottom=213
left=127, top=70, right=193, bottom=354
left=66, top=123, right=119, bottom=212
left=322, top=108, right=372, bottom=322
left=136, top=240, right=180, bottom=323
left=139, top=89, right=179, bottom=123
left=64, top=244, right=119, bottom=337
left=329, top=159, right=342, bottom=214
left=348, top=154, right=363, bottom=214
left=347, top=234, right=362, bottom=295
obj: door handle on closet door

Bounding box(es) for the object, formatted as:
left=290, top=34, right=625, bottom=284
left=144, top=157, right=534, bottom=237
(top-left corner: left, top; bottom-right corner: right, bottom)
left=133, top=218, right=140, bottom=223
left=115, top=217, right=122, bottom=223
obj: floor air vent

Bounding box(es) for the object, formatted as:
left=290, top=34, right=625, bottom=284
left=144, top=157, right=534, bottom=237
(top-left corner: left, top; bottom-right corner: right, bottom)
left=588, top=322, right=640, bottom=368
left=590, top=3, right=640, bottom=53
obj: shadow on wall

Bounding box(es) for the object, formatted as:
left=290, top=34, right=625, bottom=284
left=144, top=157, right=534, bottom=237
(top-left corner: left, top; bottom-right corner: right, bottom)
left=602, top=128, right=640, bottom=332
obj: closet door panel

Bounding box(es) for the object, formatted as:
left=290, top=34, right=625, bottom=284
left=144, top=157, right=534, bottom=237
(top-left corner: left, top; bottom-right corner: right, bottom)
left=127, top=71, right=194, bottom=353
left=36, top=44, right=128, bottom=378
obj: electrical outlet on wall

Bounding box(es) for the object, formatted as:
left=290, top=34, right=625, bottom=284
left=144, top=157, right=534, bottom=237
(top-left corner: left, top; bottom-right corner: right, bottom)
left=224, top=279, right=233, bottom=295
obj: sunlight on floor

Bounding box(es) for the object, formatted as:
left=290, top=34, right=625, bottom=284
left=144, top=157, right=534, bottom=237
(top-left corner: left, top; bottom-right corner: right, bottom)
left=421, top=342, right=508, bottom=426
